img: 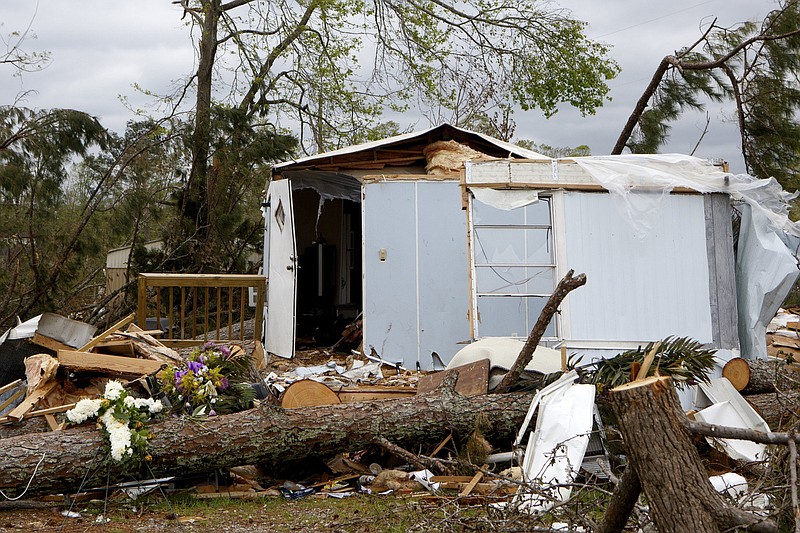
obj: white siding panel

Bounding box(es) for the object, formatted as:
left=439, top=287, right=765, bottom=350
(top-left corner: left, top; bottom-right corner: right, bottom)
left=417, top=183, right=471, bottom=368
left=563, top=192, right=713, bottom=343
left=363, top=182, right=418, bottom=365
left=363, top=181, right=471, bottom=370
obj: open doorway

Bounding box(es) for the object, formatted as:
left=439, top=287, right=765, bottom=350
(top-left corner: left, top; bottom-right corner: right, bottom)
left=291, top=187, right=362, bottom=347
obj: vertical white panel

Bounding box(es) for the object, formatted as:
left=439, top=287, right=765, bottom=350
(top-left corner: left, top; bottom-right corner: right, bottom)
left=363, top=182, right=418, bottom=365
left=563, top=192, right=713, bottom=343
left=417, top=182, right=471, bottom=368
left=265, top=179, right=297, bottom=358
left=363, top=181, right=471, bottom=369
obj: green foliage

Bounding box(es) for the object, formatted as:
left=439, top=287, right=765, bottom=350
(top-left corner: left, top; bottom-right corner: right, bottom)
left=573, top=336, right=717, bottom=390
left=164, top=105, right=297, bottom=273
left=185, top=0, right=618, bottom=154
left=626, top=1, right=800, bottom=196
left=516, top=139, right=592, bottom=158
left=0, top=106, right=110, bottom=326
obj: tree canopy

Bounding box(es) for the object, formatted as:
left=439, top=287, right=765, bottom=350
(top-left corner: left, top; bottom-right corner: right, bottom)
left=612, top=0, right=800, bottom=193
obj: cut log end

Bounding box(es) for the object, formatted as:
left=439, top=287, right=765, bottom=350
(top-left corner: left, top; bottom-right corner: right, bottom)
left=722, top=358, right=750, bottom=391
left=280, top=380, right=341, bottom=409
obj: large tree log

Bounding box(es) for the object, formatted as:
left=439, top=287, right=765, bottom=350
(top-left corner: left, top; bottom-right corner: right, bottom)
left=746, top=390, right=800, bottom=429
left=610, top=376, right=777, bottom=533
left=741, top=358, right=800, bottom=395
left=0, top=386, right=532, bottom=497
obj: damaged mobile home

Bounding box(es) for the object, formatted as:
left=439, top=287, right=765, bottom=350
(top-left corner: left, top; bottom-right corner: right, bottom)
left=262, top=124, right=800, bottom=369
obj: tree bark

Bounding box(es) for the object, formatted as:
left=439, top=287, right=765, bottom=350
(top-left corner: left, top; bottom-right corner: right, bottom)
left=741, top=358, right=800, bottom=395
left=494, top=270, right=586, bottom=393
left=610, top=376, right=777, bottom=533
left=746, top=390, right=800, bottom=429
left=0, top=389, right=532, bottom=497
left=596, top=466, right=642, bottom=533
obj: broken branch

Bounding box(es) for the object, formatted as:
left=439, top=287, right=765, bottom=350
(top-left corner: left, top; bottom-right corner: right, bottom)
left=494, top=270, right=586, bottom=393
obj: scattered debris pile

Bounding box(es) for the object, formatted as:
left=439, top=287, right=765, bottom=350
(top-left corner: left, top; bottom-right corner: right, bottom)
left=0, top=313, right=188, bottom=431
left=0, top=297, right=799, bottom=531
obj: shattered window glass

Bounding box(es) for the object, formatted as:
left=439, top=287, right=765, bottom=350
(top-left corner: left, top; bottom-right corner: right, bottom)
left=471, top=195, right=557, bottom=338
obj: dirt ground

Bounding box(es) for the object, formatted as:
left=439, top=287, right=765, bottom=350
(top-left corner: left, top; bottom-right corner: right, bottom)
left=0, top=492, right=519, bottom=532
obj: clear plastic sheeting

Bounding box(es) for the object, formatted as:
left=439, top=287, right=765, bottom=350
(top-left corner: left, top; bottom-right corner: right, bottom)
left=736, top=203, right=800, bottom=358
left=572, top=154, right=800, bottom=239
left=471, top=188, right=540, bottom=211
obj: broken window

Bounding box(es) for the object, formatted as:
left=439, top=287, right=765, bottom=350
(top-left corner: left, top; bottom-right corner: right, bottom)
left=470, top=195, right=557, bottom=338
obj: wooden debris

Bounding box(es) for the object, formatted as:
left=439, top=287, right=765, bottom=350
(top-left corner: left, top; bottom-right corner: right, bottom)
left=24, top=353, right=58, bottom=393
left=375, top=436, right=448, bottom=474
left=416, top=359, right=489, bottom=397
left=459, top=466, right=486, bottom=497
left=430, top=434, right=452, bottom=457
left=79, top=313, right=135, bottom=352
left=337, top=386, right=416, bottom=402
left=123, top=324, right=183, bottom=364
left=43, top=413, right=63, bottom=431
left=0, top=379, right=23, bottom=397
left=30, top=332, right=72, bottom=353
left=57, top=350, right=165, bottom=377
left=91, top=338, right=136, bottom=357
left=6, top=380, right=58, bottom=422
left=0, top=386, right=25, bottom=415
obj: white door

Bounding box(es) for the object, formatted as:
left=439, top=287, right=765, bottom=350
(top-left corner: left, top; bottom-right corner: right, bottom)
left=265, top=179, right=297, bottom=358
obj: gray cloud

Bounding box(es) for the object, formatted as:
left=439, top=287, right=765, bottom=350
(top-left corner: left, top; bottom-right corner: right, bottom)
left=1, top=0, right=778, bottom=173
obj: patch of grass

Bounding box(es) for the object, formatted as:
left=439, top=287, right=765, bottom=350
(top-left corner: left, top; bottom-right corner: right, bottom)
left=140, top=491, right=426, bottom=531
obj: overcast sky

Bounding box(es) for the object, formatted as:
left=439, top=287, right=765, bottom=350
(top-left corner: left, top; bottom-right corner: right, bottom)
left=1, top=0, right=781, bottom=173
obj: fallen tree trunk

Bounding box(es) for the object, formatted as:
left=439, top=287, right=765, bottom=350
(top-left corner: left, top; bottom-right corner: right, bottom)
left=746, top=390, right=800, bottom=429
left=0, top=385, right=532, bottom=497
left=610, top=376, right=777, bottom=533
left=741, top=358, right=800, bottom=395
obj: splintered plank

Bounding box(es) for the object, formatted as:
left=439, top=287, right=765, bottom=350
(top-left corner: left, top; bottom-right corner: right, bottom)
left=416, top=359, right=490, bottom=397
left=6, top=381, right=58, bottom=422
left=79, top=313, right=135, bottom=352
left=459, top=467, right=487, bottom=497
left=0, top=379, right=23, bottom=397
left=58, top=350, right=165, bottom=376
left=31, top=332, right=73, bottom=353
left=91, top=339, right=136, bottom=357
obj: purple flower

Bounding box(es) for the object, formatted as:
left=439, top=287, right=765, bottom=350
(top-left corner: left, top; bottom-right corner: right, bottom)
left=174, top=370, right=188, bottom=389
left=209, top=410, right=217, bottom=416
left=203, top=341, right=216, bottom=350
left=219, top=345, right=231, bottom=357
left=186, top=360, right=204, bottom=373
left=219, top=377, right=229, bottom=391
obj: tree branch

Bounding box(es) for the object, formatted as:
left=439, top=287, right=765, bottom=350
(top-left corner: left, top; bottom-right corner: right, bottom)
left=494, top=269, right=587, bottom=393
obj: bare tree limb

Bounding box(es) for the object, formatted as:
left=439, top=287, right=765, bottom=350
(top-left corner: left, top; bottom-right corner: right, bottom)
left=494, top=269, right=586, bottom=393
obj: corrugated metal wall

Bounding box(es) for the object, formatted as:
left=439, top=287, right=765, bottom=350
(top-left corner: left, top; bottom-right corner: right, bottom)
left=563, top=191, right=713, bottom=344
